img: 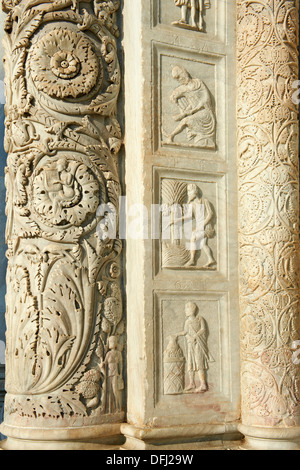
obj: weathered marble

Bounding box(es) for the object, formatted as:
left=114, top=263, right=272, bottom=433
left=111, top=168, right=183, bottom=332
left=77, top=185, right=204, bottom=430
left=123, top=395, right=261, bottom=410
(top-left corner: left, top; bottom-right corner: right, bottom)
left=123, top=0, right=240, bottom=450
left=0, top=0, right=299, bottom=451
left=1, top=0, right=124, bottom=450
left=237, top=0, right=300, bottom=450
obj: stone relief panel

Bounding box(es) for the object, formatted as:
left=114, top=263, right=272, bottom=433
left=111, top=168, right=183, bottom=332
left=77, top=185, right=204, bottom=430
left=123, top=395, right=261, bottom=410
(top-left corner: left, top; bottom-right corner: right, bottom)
left=154, top=169, right=227, bottom=277
left=153, top=45, right=226, bottom=158
left=162, top=65, right=216, bottom=149
left=161, top=179, right=217, bottom=270
left=163, top=301, right=215, bottom=395
left=2, top=0, right=124, bottom=428
left=154, top=292, right=235, bottom=422
left=152, top=0, right=225, bottom=40
left=172, top=0, right=212, bottom=32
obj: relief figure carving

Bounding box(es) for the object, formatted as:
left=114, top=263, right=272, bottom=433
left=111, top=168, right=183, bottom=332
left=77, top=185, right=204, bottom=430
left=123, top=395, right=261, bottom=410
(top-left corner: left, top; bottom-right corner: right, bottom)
left=163, top=66, right=216, bottom=149
left=162, top=180, right=216, bottom=269
left=100, top=335, right=124, bottom=414
left=164, top=302, right=214, bottom=395
left=2, top=0, right=124, bottom=427
left=172, top=0, right=211, bottom=32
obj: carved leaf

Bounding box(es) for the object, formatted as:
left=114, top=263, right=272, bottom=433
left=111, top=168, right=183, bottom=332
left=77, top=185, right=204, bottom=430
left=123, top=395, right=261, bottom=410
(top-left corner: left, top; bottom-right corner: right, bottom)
left=162, top=179, right=187, bottom=206
left=59, top=393, right=87, bottom=417
left=14, top=11, right=43, bottom=51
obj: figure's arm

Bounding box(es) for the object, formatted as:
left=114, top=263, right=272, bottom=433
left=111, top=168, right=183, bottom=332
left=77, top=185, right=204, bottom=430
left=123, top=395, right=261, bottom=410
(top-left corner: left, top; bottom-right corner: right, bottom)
left=195, top=318, right=206, bottom=337
left=118, top=351, right=123, bottom=377
left=100, top=352, right=108, bottom=369
left=177, top=99, right=206, bottom=120
left=168, top=213, right=192, bottom=227
left=177, top=320, right=190, bottom=338
left=204, top=200, right=213, bottom=227
left=176, top=331, right=187, bottom=337
left=196, top=327, right=205, bottom=337
left=170, top=90, right=183, bottom=103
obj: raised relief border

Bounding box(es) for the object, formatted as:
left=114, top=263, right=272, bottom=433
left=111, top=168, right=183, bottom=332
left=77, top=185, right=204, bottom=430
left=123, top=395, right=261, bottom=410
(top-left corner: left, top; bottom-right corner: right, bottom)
left=161, top=179, right=217, bottom=270
left=154, top=291, right=234, bottom=420
left=152, top=44, right=226, bottom=158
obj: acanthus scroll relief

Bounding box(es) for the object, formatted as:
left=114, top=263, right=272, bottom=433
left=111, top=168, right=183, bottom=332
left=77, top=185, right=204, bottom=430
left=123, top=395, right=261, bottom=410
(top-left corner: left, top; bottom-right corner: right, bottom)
left=237, top=0, right=300, bottom=426
left=2, top=0, right=124, bottom=426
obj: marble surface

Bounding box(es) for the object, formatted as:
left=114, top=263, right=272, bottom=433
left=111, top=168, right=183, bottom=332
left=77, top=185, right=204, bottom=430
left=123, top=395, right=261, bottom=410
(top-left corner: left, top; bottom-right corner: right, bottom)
left=0, top=11, right=7, bottom=348
left=124, top=0, right=240, bottom=440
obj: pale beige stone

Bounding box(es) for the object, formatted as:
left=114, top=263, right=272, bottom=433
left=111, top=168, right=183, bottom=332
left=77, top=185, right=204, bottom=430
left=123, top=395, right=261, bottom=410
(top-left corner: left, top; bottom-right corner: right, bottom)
left=0, top=0, right=299, bottom=451
left=123, top=0, right=240, bottom=449
left=237, top=0, right=300, bottom=449
left=1, top=0, right=124, bottom=450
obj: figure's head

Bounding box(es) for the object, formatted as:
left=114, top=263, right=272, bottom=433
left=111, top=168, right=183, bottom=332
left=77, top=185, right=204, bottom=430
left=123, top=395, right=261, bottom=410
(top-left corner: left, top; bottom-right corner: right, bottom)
left=185, top=301, right=197, bottom=317
left=172, top=65, right=191, bottom=86
left=108, top=336, right=118, bottom=350
left=187, top=184, right=201, bottom=202
left=57, top=159, right=68, bottom=172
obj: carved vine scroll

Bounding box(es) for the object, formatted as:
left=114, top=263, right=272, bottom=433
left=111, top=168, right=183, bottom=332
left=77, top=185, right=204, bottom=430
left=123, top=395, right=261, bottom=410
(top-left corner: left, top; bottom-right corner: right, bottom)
left=2, top=0, right=124, bottom=427
left=237, top=0, right=300, bottom=427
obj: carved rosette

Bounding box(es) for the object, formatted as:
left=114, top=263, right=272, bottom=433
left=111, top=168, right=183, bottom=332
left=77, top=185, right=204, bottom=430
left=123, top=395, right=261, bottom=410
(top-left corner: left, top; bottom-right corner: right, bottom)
left=237, top=0, right=300, bottom=427
left=2, top=0, right=124, bottom=429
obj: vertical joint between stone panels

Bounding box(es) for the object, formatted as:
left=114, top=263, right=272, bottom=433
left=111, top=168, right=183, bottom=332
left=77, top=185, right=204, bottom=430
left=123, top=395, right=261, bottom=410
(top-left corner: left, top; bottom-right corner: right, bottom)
left=1, top=0, right=125, bottom=450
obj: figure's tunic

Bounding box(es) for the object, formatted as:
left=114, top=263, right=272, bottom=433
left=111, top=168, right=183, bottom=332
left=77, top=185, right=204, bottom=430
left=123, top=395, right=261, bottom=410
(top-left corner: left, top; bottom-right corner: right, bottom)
left=184, top=315, right=214, bottom=371
left=173, top=78, right=216, bottom=146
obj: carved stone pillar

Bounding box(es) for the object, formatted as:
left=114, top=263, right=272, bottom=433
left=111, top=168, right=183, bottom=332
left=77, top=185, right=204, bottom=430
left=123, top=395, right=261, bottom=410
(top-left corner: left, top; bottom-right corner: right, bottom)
left=122, top=0, right=241, bottom=450
left=237, top=0, right=300, bottom=450
left=0, top=1, right=124, bottom=450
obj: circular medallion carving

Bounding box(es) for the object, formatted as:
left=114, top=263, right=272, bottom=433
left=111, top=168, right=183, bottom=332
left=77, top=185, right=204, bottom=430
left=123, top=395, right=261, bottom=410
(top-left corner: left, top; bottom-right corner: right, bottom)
left=31, top=158, right=100, bottom=227
left=28, top=28, right=102, bottom=99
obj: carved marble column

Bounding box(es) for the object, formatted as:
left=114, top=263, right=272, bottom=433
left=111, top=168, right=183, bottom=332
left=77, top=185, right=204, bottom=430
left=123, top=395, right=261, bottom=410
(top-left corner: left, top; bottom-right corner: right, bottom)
left=237, top=0, right=300, bottom=450
left=0, top=0, right=124, bottom=450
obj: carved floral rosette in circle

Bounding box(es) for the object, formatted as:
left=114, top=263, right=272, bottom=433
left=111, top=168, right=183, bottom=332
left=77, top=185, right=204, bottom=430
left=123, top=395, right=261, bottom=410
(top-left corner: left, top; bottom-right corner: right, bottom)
left=25, top=19, right=120, bottom=117
left=28, top=28, right=102, bottom=100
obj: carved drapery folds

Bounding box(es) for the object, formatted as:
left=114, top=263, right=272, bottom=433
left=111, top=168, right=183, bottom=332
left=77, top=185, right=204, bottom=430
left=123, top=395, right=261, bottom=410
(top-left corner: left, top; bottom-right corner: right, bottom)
left=237, top=0, right=300, bottom=428
left=2, top=0, right=124, bottom=429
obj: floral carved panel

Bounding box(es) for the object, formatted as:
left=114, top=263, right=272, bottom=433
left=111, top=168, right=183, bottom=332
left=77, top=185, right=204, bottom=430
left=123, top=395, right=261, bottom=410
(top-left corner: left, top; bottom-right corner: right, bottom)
left=2, top=0, right=124, bottom=427
left=237, top=0, right=300, bottom=427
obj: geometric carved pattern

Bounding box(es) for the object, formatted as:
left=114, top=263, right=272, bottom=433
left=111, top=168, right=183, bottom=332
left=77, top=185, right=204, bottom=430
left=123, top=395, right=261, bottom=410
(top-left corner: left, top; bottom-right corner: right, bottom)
left=2, top=0, right=124, bottom=427
left=237, top=0, right=300, bottom=427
